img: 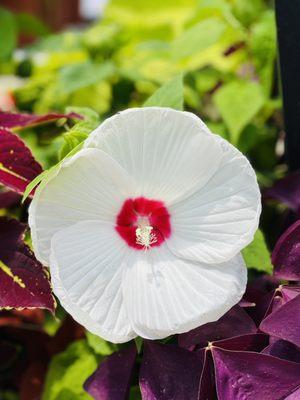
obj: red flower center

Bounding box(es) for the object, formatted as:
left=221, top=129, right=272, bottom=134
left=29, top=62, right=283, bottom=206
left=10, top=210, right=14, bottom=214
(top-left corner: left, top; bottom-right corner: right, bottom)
left=115, top=197, right=171, bottom=250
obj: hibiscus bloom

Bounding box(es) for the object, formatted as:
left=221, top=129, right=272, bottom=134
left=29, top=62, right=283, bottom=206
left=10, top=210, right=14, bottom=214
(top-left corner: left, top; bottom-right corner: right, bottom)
left=29, top=107, right=261, bottom=343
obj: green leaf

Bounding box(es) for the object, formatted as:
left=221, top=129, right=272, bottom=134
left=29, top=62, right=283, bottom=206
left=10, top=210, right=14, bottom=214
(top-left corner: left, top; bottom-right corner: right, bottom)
left=22, top=143, right=80, bottom=202
left=22, top=170, right=50, bottom=203
left=42, top=340, right=96, bottom=400
left=0, top=391, right=19, bottom=400
left=250, top=11, right=276, bottom=96
left=171, top=18, right=225, bottom=60
left=232, top=0, right=265, bottom=27
left=213, top=80, right=265, bottom=144
left=86, top=332, right=118, bottom=356
left=144, top=74, right=184, bottom=110
left=15, top=13, right=50, bottom=37
left=59, top=107, right=100, bottom=160
left=129, top=386, right=142, bottom=400
left=59, top=62, right=115, bottom=94
left=242, top=229, right=273, bottom=274
left=0, top=7, right=17, bottom=60
left=22, top=108, right=100, bottom=202
left=134, top=336, right=143, bottom=354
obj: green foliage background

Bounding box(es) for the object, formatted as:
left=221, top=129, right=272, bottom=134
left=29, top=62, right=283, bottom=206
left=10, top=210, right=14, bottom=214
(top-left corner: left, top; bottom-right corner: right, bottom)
left=1, top=0, right=279, bottom=173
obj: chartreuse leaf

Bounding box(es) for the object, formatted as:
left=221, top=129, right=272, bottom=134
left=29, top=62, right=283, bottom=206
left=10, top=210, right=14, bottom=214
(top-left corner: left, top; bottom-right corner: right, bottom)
left=59, top=61, right=115, bottom=94
left=171, top=18, right=225, bottom=60
left=213, top=80, right=265, bottom=144
left=250, top=11, right=276, bottom=96
left=0, top=7, right=17, bottom=60
left=42, top=340, right=97, bottom=400
left=144, top=74, right=184, bottom=110
left=104, top=0, right=196, bottom=33
left=59, top=107, right=100, bottom=160
left=232, top=0, right=265, bottom=27
left=22, top=142, right=83, bottom=202
left=86, top=331, right=118, bottom=356
left=242, top=229, right=273, bottom=274
left=22, top=108, right=100, bottom=202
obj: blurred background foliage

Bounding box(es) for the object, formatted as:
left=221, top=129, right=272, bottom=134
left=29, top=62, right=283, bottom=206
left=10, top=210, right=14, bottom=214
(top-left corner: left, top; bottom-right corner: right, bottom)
left=0, top=0, right=281, bottom=180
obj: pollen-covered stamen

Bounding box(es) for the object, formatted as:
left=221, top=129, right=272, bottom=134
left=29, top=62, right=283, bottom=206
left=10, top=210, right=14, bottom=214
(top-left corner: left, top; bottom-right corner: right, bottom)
left=136, top=225, right=157, bottom=249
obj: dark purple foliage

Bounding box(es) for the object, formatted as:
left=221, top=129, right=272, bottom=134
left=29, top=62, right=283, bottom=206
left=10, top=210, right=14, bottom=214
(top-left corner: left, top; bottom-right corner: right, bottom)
left=0, top=110, right=81, bottom=129
left=198, top=350, right=216, bottom=400
left=213, top=333, right=269, bottom=353
left=0, top=218, right=55, bottom=312
left=272, top=220, right=300, bottom=280
left=281, top=285, right=300, bottom=303
left=285, top=387, right=300, bottom=400
left=260, top=294, right=300, bottom=347
left=250, top=295, right=276, bottom=328
left=139, top=341, right=204, bottom=400
left=262, top=339, right=300, bottom=363
left=264, top=171, right=300, bottom=215
left=0, top=188, right=20, bottom=208
left=197, top=333, right=268, bottom=400
left=0, top=128, right=43, bottom=194
left=84, top=345, right=137, bottom=400
left=212, top=347, right=300, bottom=400
left=178, top=305, right=256, bottom=350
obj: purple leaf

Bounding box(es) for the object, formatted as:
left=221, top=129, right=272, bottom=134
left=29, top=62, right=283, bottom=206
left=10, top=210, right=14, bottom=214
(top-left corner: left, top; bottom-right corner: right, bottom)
left=281, top=285, right=300, bottom=303
left=212, top=347, right=300, bottom=400
left=264, top=171, right=300, bottom=214
left=271, top=293, right=285, bottom=313
left=198, top=349, right=216, bottom=400
left=178, top=305, right=256, bottom=350
left=214, top=333, right=269, bottom=353
left=285, top=387, right=300, bottom=400
left=262, top=339, right=300, bottom=363
left=0, top=218, right=55, bottom=312
left=139, top=341, right=204, bottom=400
left=240, top=277, right=277, bottom=322
left=248, top=275, right=279, bottom=294
left=0, top=110, right=81, bottom=129
left=272, top=220, right=300, bottom=281
left=84, top=345, right=136, bottom=400
left=247, top=289, right=276, bottom=326
left=260, top=294, right=300, bottom=347
left=0, top=188, right=20, bottom=208
left=0, top=128, right=43, bottom=194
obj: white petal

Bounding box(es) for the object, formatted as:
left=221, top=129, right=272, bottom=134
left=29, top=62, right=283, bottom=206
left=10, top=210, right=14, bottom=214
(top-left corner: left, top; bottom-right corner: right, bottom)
left=84, top=107, right=223, bottom=203
left=29, top=148, right=134, bottom=265
left=167, top=137, right=261, bottom=264
left=122, top=244, right=247, bottom=339
left=50, top=220, right=135, bottom=343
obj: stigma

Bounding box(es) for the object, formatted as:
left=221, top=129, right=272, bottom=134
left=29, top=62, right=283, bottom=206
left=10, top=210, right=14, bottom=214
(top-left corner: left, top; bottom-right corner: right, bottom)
left=136, top=225, right=157, bottom=250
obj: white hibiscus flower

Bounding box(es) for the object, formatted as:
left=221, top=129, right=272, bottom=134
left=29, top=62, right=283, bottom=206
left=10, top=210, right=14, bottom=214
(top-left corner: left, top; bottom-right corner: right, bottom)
left=29, top=107, right=261, bottom=343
